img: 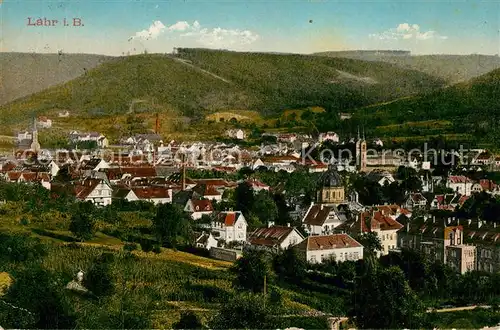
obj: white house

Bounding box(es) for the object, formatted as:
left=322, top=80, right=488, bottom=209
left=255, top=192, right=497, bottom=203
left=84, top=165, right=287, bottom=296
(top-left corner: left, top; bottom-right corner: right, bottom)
left=373, top=138, right=384, bottom=147
left=195, top=232, right=219, bottom=250
left=446, top=175, right=473, bottom=196
left=226, top=129, right=246, bottom=140
left=58, top=110, right=70, bottom=118
left=296, top=234, right=364, bottom=264
left=302, top=203, right=348, bottom=235
left=17, top=131, right=32, bottom=141
left=37, top=116, right=52, bottom=128
left=184, top=199, right=214, bottom=220
left=319, top=132, right=339, bottom=143
left=211, top=211, right=248, bottom=243
left=70, top=131, right=109, bottom=149
left=248, top=225, right=304, bottom=251
left=404, top=193, right=428, bottom=210
left=74, top=178, right=113, bottom=206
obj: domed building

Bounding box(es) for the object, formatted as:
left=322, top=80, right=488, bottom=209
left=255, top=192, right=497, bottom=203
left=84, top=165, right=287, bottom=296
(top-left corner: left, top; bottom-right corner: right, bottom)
left=316, top=166, right=345, bottom=204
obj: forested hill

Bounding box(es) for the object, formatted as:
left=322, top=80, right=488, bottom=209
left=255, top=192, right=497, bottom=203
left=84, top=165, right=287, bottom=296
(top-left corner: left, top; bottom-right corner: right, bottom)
left=0, top=49, right=444, bottom=128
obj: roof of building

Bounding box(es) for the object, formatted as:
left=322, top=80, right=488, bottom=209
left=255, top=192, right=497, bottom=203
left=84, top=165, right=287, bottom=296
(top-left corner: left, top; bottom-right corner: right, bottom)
left=248, top=226, right=302, bottom=247
left=303, top=204, right=347, bottom=226
left=132, top=186, right=170, bottom=199
left=215, top=211, right=242, bottom=226
left=296, top=234, right=362, bottom=251
left=318, top=166, right=343, bottom=188
left=191, top=199, right=214, bottom=212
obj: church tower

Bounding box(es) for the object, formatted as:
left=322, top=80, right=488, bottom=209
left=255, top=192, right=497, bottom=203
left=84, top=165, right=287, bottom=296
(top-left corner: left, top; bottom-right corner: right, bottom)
left=316, top=165, right=345, bottom=204
left=355, top=126, right=367, bottom=172
left=30, top=117, right=41, bottom=153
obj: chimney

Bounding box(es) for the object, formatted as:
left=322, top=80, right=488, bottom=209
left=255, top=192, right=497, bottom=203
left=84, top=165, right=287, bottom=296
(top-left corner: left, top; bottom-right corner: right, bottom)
left=433, top=216, right=436, bottom=224
left=268, top=221, right=275, bottom=228
left=287, top=223, right=290, bottom=227
left=478, top=221, right=482, bottom=229
left=468, top=219, right=472, bottom=226
left=406, top=222, right=410, bottom=232
left=494, top=222, right=497, bottom=229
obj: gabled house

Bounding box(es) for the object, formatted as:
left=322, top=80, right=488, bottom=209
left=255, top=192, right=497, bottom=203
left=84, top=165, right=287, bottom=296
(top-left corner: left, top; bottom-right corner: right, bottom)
left=302, top=203, right=348, bottom=235
left=37, top=116, right=52, bottom=128
left=404, top=193, right=428, bottom=211
left=211, top=211, right=248, bottom=243
left=195, top=232, right=219, bottom=250
left=245, top=179, right=270, bottom=192
left=248, top=225, right=304, bottom=251
left=73, top=178, right=113, bottom=206
left=318, top=132, right=339, bottom=143
left=446, top=175, right=473, bottom=196
left=226, top=129, right=246, bottom=140
left=430, top=194, right=460, bottom=211
left=112, top=188, right=139, bottom=202
left=131, top=187, right=172, bottom=205
left=192, top=184, right=223, bottom=201
left=366, top=169, right=395, bottom=186
left=296, top=234, right=364, bottom=264
left=184, top=199, right=214, bottom=220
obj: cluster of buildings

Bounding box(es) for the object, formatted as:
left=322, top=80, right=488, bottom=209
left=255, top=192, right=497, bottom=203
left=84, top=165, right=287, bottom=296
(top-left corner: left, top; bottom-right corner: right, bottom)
left=3, top=123, right=500, bottom=272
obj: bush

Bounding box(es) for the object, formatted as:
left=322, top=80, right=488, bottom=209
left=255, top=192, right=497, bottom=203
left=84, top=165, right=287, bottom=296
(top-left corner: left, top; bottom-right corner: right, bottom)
left=152, top=245, right=162, bottom=254
left=123, top=243, right=139, bottom=252
left=140, top=239, right=154, bottom=253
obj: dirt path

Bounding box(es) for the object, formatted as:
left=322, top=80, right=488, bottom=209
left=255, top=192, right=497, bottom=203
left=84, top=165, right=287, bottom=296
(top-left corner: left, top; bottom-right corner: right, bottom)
left=171, top=57, right=232, bottom=84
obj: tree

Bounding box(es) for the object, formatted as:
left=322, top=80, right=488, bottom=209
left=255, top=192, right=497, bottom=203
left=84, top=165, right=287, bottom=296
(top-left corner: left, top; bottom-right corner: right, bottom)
left=355, top=232, right=382, bottom=268
left=84, top=252, right=116, bottom=297
left=350, top=266, right=425, bottom=329
left=273, top=247, right=307, bottom=283
left=251, top=191, right=278, bottom=225
left=235, top=182, right=254, bottom=216
left=69, top=201, right=97, bottom=241
left=0, top=266, right=76, bottom=329
left=173, top=311, right=204, bottom=329
left=153, top=203, right=192, bottom=248
left=232, top=249, right=275, bottom=293
left=210, top=293, right=280, bottom=329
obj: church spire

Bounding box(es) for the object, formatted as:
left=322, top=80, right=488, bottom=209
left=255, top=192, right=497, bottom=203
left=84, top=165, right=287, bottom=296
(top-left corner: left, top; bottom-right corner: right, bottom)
left=357, top=126, right=360, bottom=140
left=362, top=126, right=365, bottom=140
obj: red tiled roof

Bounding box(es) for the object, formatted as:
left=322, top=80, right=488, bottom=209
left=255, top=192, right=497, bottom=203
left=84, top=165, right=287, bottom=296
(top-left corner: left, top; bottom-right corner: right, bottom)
left=297, top=234, right=362, bottom=251
left=74, top=179, right=102, bottom=199
left=216, top=212, right=238, bottom=226
left=249, top=226, right=299, bottom=247
left=246, top=179, right=269, bottom=189
left=191, top=199, right=214, bottom=212
left=0, top=162, right=17, bottom=173
left=479, top=179, right=498, bottom=191
left=7, top=172, right=22, bottom=181
left=132, top=186, right=170, bottom=199
left=192, top=179, right=231, bottom=187
left=448, top=176, right=472, bottom=184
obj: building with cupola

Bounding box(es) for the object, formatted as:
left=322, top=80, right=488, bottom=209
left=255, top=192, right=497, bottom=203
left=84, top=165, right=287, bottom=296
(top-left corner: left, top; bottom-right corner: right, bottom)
left=302, top=166, right=350, bottom=235
left=316, top=167, right=345, bottom=204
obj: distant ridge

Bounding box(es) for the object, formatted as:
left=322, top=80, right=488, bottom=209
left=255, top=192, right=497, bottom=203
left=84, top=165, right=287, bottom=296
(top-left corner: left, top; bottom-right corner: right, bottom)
left=0, top=53, right=115, bottom=105
left=315, top=50, right=411, bottom=56
left=314, top=51, right=500, bottom=83
left=0, top=48, right=444, bottom=130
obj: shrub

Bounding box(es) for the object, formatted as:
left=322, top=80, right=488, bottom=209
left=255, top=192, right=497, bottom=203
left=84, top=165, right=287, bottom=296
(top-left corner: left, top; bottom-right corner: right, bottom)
left=123, top=243, right=139, bottom=252
left=152, top=245, right=162, bottom=254
left=140, top=239, right=154, bottom=253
